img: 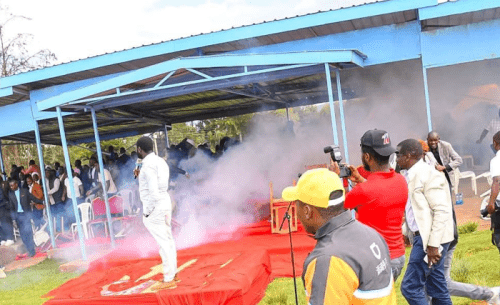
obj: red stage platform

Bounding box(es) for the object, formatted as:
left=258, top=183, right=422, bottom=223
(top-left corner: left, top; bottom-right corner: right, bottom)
left=43, top=221, right=315, bottom=305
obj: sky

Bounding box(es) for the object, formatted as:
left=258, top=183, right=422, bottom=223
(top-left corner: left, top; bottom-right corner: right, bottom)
left=0, top=0, right=377, bottom=64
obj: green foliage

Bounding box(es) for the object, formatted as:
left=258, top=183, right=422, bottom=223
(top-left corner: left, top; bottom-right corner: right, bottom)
left=258, top=278, right=306, bottom=305
left=0, top=259, right=83, bottom=305
left=451, top=257, right=472, bottom=283
left=0, top=136, right=140, bottom=174
left=458, top=222, right=479, bottom=235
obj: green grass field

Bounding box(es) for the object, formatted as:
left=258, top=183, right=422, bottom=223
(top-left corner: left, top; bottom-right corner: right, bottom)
left=0, top=224, right=498, bottom=305
left=258, top=226, right=500, bottom=305
left=0, top=259, right=83, bottom=305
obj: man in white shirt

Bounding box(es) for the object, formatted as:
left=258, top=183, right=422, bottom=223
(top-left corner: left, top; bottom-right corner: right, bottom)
left=86, top=162, right=117, bottom=197
left=64, top=169, right=85, bottom=204
left=134, top=136, right=177, bottom=290
left=478, top=109, right=500, bottom=154
left=488, top=131, right=500, bottom=254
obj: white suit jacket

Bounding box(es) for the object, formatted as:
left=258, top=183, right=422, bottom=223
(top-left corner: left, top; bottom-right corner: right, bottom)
left=407, top=159, right=454, bottom=250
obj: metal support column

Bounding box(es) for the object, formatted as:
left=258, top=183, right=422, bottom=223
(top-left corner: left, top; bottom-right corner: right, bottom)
left=335, top=69, right=350, bottom=164
left=164, top=124, right=170, bottom=149
left=56, top=107, right=87, bottom=260
left=422, top=66, right=433, bottom=132
left=34, top=121, right=56, bottom=248
left=0, top=139, right=5, bottom=180
left=90, top=107, right=116, bottom=248
left=286, top=105, right=290, bottom=121
left=325, top=63, right=340, bottom=146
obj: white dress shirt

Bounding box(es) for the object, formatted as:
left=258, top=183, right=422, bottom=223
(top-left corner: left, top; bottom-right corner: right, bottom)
left=401, top=169, right=419, bottom=232
left=64, top=176, right=83, bottom=199
left=138, top=153, right=171, bottom=216
left=490, top=150, right=500, bottom=201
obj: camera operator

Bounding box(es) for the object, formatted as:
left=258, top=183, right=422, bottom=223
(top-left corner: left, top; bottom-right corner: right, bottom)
left=488, top=131, right=500, bottom=254
left=331, top=129, right=408, bottom=281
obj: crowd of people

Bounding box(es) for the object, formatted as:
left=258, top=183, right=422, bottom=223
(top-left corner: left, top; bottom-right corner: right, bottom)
left=283, top=128, right=500, bottom=304
left=0, top=135, right=239, bottom=259
left=0, top=145, right=139, bottom=255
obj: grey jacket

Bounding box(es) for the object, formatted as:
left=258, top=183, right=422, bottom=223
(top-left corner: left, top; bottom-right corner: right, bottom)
left=434, top=140, right=462, bottom=189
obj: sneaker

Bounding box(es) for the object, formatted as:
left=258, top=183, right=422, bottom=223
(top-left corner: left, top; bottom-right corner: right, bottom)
left=4, top=240, right=14, bottom=246
left=151, top=280, right=177, bottom=291
left=0, top=240, right=5, bottom=246
left=488, top=286, right=500, bottom=305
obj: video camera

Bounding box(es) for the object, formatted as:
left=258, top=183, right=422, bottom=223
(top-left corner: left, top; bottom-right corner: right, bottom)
left=324, top=145, right=352, bottom=178
left=481, top=201, right=500, bottom=218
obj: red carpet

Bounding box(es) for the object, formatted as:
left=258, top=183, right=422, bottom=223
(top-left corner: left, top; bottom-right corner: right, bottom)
left=43, top=220, right=316, bottom=305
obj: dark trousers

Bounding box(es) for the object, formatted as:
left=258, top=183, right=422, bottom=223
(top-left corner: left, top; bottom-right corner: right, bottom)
left=11, top=212, right=36, bottom=256
left=493, top=232, right=500, bottom=254
left=0, top=209, right=14, bottom=241
left=32, top=209, right=44, bottom=228
left=401, top=235, right=452, bottom=305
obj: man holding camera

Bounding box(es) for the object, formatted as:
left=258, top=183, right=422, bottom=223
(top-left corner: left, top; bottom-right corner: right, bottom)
left=335, top=129, right=408, bottom=281
left=282, top=168, right=396, bottom=304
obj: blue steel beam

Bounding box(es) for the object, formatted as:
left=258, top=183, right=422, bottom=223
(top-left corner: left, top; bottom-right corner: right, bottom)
left=36, top=50, right=365, bottom=111
left=419, top=0, right=500, bottom=20
left=0, top=140, right=5, bottom=180
left=0, top=87, right=13, bottom=98
left=34, top=121, right=56, bottom=248
left=325, top=64, right=339, bottom=146
left=421, top=18, right=500, bottom=68
left=335, top=69, right=349, bottom=164
left=90, top=64, right=323, bottom=111
left=422, top=66, right=433, bottom=132
left=90, top=108, right=116, bottom=248
left=56, top=107, right=87, bottom=260
left=0, top=0, right=434, bottom=90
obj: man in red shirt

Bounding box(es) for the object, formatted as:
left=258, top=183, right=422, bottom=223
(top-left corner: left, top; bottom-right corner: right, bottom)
left=342, top=129, right=408, bottom=281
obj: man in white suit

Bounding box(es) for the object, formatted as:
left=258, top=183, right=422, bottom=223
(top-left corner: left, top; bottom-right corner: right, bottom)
left=397, top=139, right=454, bottom=305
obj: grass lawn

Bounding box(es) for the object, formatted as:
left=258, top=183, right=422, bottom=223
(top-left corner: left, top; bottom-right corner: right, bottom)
left=0, top=259, right=83, bottom=305
left=0, top=225, right=498, bottom=305
left=258, top=227, right=500, bottom=305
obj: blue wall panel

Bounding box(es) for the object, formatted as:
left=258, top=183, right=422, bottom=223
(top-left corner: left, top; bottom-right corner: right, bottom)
left=421, top=18, right=500, bottom=68
left=0, top=100, right=35, bottom=137
left=229, top=21, right=422, bottom=67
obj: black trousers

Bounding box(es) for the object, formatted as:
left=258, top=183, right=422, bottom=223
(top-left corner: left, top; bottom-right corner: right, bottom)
left=11, top=211, right=36, bottom=256
left=0, top=207, right=13, bottom=241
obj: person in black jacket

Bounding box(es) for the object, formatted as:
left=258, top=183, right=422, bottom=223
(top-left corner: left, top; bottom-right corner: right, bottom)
left=0, top=179, right=14, bottom=245
left=7, top=179, right=43, bottom=257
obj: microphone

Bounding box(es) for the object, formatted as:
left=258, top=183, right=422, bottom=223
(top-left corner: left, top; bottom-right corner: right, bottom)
left=134, top=160, right=142, bottom=179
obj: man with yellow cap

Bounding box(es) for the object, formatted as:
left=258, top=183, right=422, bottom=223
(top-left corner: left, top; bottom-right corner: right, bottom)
left=282, top=168, right=396, bottom=305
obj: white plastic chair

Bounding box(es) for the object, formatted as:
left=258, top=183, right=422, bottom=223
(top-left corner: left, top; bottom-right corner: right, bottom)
left=117, top=189, right=134, bottom=215
left=70, top=202, right=93, bottom=239
left=454, top=168, right=477, bottom=195
left=474, top=171, right=493, bottom=198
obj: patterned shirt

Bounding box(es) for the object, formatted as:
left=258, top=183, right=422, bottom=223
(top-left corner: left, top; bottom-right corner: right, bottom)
left=487, top=118, right=500, bottom=134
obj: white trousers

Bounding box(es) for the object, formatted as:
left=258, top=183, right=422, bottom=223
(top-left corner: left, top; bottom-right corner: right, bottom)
left=143, top=208, right=177, bottom=282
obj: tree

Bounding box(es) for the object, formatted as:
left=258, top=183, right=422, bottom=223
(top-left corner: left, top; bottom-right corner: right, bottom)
left=0, top=5, right=56, bottom=76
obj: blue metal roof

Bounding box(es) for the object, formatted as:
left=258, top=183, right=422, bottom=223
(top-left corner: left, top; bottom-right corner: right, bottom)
left=1, top=0, right=500, bottom=145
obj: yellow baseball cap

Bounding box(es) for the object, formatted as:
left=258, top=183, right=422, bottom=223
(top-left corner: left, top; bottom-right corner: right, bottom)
left=282, top=168, right=345, bottom=208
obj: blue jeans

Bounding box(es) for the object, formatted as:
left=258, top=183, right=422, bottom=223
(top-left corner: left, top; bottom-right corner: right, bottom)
left=401, top=235, right=452, bottom=305
left=11, top=212, right=36, bottom=256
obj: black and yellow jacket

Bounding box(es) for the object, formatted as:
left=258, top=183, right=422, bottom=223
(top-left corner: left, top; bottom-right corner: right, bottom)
left=302, top=211, right=396, bottom=304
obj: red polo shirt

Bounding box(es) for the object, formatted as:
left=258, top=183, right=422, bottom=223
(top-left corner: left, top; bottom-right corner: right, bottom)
left=344, top=169, right=408, bottom=259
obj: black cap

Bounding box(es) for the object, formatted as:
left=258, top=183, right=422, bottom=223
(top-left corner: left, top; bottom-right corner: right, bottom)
left=360, top=129, right=396, bottom=156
